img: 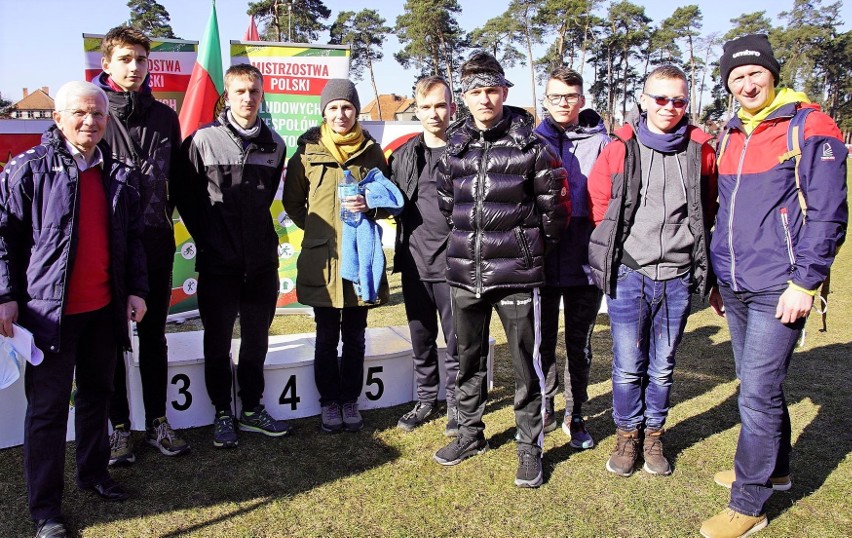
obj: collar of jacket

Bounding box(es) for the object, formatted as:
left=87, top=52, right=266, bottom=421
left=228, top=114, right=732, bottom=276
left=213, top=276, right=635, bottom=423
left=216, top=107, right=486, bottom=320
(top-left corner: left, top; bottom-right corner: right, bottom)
left=41, top=125, right=124, bottom=182
left=95, top=71, right=154, bottom=121
left=725, top=99, right=816, bottom=134
left=216, top=108, right=279, bottom=150
left=447, top=105, right=538, bottom=155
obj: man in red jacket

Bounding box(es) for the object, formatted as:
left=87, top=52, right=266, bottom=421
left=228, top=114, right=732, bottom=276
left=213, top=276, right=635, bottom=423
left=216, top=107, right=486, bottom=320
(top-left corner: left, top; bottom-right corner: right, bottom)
left=587, top=64, right=718, bottom=479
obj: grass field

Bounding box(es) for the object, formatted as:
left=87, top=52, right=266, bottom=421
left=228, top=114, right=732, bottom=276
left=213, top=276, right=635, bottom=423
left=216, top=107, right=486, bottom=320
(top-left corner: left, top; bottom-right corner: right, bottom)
left=1, top=211, right=850, bottom=537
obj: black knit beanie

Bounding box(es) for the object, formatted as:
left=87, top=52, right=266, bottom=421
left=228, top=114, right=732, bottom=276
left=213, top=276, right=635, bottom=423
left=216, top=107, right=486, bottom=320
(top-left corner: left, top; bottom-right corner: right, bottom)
left=320, top=79, right=360, bottom=115
left=719, top=34, right=780, bottom=93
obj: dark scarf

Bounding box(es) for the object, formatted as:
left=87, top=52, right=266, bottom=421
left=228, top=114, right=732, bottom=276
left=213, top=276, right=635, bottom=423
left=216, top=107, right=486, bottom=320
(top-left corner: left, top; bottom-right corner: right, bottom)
left=636, top=114, right=688, bottom=154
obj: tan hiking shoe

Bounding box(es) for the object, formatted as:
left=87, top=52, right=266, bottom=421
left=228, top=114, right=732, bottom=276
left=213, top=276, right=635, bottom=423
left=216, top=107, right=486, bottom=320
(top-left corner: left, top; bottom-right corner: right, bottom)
left=713, top=470, right=792, bottom=491
left=700, top=508, right=767, bottom=538
left=605, top=428, right=639, bottom=476
left=642, top=428, right=671, bottom=475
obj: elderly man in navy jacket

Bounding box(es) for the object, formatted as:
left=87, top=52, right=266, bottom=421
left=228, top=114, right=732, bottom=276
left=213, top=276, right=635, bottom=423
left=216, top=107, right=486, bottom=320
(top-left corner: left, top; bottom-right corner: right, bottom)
left=0, top=81, right=148, bottom=538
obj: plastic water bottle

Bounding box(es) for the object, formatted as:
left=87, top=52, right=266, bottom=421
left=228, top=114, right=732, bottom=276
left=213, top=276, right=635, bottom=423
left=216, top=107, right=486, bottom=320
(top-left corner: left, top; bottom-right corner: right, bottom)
left=338, top=169, right=362, bottom=226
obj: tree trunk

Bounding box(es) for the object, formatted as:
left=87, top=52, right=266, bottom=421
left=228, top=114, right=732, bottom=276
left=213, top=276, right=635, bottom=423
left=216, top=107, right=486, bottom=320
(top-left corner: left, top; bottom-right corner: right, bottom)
left=688, top=35, right=697, bottom=123
left=526, top=31, right=538, bottom=121
left=367, top=56, right=382, bottom=121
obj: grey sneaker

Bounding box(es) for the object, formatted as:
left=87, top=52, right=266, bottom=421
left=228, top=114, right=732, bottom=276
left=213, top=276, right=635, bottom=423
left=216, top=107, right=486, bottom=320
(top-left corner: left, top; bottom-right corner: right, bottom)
left=564, top=415, right=595, bottom=449
left=515, top=448, right=543, bottom=488
left=321, top=403, right=344, bottom=433
left=146, top=417, right=190, bottom=456
left=109, top=426, right=135, bottom=466
left=642, top=428, right=672, bottom=475
left=239, top=405, right=291, bottom=437
left=433, top=434, right=489, bottom=466
left=543, top=399, right=557, bottom=433
left=606, top=428, right=639, bottom=477
left=397, top=401, right=437, bottom=431
left=444, top=406, right=459, bottom=437
left=213, top=412, right=238, bottom=448
left=342, top=401, right=363, bottom=432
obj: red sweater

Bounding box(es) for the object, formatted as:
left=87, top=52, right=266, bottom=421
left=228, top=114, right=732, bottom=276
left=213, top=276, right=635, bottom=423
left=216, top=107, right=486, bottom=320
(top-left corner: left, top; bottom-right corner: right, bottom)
left=64, top=167, right=111, bottom=314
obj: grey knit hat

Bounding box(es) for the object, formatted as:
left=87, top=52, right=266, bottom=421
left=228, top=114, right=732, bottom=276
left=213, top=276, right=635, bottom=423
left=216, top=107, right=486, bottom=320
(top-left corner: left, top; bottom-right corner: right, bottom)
left=320, top=79, right=360, bottom=115
left=719, top=34, right=780, bottom=93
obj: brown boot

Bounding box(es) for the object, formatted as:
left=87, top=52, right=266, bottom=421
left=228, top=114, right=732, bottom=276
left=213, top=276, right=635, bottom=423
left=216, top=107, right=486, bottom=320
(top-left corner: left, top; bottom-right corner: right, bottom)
left=606, top=428, right=639, bottom=476
left=642, top=427, right=672, bottom=475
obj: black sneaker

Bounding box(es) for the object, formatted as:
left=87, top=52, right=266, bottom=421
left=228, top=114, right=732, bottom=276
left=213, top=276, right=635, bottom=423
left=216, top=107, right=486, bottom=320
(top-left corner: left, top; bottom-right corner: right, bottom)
left=543, top=398, right=557, bottom=433
left=444, top=406, right=459, bottom=437
left=397, top=401, right=437, bottom=431
left=515, top=448, right=543, bottom=488
left=213, top=412, right=238, bottom=448
left=433, top=434, right=489, bottom=466
left=239, top=405, right=291, bottom=437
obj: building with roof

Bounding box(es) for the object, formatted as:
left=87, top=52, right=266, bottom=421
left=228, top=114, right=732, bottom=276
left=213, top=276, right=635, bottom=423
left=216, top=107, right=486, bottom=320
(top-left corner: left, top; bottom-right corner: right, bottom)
left=359, top=94, right=416, bottom=122
left=7, top=87, right=54, bottom=120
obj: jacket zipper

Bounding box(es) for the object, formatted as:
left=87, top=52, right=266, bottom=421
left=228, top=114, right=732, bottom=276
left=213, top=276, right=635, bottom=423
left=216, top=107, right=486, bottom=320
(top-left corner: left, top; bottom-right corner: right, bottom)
left=780, top=207, right=796, bottom=267
left=57, top=156, right=82, bottom=351
left=727, top=131, right=752, bottom=292
left=515, top=227, right=531, bottom=269
left=474, top=141, right=491, bottom=297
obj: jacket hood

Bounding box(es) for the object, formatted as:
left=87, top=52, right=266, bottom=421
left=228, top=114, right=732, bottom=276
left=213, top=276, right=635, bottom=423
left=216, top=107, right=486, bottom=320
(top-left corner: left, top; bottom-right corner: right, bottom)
left=94, top=71, right=155, bottom=120
left=451, top=105, right=538, bottom=150
left=539, top=109, right=607, bottom=142
left=729, top=88, right=812, bottom=134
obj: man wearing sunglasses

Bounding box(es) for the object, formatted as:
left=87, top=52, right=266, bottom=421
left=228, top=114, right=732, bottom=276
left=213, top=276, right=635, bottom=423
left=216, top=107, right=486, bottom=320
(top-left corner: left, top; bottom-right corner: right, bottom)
left=534, top=67, right=610, bottom=449
left=700, top=34, right=847, bottom=538
left=587, top=65, right=718, bottom=478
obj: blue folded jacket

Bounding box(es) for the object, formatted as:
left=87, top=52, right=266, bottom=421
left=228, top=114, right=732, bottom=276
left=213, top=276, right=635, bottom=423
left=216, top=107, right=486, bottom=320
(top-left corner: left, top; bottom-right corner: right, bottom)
left=340, top=168, right=404, bottom=303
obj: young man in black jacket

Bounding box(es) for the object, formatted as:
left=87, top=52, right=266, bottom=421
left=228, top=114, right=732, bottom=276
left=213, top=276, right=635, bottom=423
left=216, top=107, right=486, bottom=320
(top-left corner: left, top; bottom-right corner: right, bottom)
left=390, top=76, right=459, bottom=436
left=175, top=64, right=289, bottom=449
left=95, top=25, right=190, bottom=466
left=433, top=52, right=570, bottom=488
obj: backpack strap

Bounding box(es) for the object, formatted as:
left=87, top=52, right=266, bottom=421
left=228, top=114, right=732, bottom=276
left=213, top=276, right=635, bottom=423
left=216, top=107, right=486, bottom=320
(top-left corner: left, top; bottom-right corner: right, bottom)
left=715, top=126, right=733, bottom=167
left=777, top=106, right=814, bottom=222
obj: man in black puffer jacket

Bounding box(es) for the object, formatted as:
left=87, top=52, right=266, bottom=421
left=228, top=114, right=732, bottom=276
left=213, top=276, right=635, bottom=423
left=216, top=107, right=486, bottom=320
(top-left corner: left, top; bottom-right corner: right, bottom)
left=94, top=25, right=189, bottom=465
left=432, top=51, right=570, bottom=489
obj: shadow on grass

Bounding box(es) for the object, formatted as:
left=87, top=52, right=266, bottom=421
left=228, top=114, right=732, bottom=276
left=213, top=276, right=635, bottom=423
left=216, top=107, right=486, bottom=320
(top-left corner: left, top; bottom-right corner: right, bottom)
left=0, top=411, right=403, bottom=537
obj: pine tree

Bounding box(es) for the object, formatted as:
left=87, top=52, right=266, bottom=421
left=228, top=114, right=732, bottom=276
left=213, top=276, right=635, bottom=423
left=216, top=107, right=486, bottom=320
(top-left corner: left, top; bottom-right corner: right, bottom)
left=127, top=0, right=178, bottom=39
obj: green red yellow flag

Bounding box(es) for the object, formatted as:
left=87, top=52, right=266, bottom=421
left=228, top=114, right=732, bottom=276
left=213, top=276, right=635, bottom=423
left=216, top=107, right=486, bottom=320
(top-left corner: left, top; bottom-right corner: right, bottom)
left=178, top=1, right=224, bottom=138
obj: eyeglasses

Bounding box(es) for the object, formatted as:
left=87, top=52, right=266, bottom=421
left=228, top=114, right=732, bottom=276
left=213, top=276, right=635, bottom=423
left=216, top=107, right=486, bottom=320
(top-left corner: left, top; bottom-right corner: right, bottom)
left=545, top=93, right=582, bottom=105
left=62, top=109, right=108, bottom=121
left=643, top=93, right=689, bottom=108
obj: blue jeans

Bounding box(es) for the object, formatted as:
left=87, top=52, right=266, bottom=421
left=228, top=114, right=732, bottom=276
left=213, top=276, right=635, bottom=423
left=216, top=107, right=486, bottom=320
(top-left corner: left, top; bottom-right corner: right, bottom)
left=607, top=265, right=691, bottom=431
left=719, top=284, right=803, bottom=516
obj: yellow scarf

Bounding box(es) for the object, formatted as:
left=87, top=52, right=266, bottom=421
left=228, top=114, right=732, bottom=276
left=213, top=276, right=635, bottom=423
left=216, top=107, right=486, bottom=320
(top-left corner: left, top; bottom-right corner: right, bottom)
left=320, top=122, right=366, bottom=164
left=737, top=87, right=810, bottom=135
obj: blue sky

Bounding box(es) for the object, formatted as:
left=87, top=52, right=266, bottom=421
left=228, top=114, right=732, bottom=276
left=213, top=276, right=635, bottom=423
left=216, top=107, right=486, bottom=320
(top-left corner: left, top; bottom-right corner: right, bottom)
left=1, top=0, right=849, bottom=108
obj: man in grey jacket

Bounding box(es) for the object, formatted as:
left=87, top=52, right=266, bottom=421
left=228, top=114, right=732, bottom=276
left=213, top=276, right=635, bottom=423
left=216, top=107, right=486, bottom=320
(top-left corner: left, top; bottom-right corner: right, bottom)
left=587, top=65, right=717, bottom=478
left=175, top=64, right=289, bottom=449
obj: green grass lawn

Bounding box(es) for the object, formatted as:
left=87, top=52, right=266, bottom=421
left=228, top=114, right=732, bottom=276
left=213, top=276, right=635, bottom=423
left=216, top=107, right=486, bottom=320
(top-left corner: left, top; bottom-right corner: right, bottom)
left=2, top=217, right=850, bottom=537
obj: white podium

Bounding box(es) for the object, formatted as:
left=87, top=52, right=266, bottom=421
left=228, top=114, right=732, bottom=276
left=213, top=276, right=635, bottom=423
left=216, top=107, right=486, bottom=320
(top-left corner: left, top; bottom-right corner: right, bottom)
left=235, top=327, right=415, bottom=419
left=0, top=372, right=77, bottom=449
left=127, top=331, right=217, bottom=431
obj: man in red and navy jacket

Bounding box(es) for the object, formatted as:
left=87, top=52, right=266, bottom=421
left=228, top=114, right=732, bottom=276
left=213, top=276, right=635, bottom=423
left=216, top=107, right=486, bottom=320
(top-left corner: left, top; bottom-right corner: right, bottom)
left=700, top=34, right=847, bottom=538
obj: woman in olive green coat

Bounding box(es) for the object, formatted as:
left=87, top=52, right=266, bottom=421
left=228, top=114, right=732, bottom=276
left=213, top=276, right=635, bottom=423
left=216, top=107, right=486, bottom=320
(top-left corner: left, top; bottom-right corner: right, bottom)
left=282, top=79, right=391, bottom=434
